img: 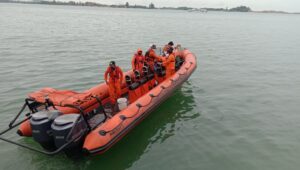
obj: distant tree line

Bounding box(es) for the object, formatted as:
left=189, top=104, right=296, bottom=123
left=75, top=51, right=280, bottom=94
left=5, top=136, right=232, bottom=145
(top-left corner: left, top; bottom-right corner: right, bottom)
left=123, top=2, right=155, bottom=9
left=229, top=6, right=251, bottom=12
left=1, top=1, right=253, bottom=13
left=159, top=5, right=252, bottom=12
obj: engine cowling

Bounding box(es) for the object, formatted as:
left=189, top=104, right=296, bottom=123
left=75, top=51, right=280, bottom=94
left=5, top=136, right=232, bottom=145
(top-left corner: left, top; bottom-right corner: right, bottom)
left=30, top=110, right=61, bottom=150
left=51, top=114, right=88, bottom=155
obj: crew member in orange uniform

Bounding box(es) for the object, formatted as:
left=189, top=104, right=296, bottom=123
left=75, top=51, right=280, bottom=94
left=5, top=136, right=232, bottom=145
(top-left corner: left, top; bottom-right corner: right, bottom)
left=163, top=47, right=176, bottom=78
left=131, top=48, right=145, bottom=75
left=163, top=41, right=174, bottom=56
left=104, top=61, right=123, bottom=104
left=145, top=44, right=160, bottom=72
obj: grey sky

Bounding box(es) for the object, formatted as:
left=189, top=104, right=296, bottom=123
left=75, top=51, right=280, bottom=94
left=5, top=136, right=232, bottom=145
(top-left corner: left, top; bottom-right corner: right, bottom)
left=88, top=0, right=300, bottom=12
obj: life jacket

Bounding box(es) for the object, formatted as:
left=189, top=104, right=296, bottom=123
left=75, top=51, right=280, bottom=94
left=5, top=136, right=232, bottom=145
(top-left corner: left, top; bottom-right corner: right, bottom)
left=105, top=66, right=122, bottom=82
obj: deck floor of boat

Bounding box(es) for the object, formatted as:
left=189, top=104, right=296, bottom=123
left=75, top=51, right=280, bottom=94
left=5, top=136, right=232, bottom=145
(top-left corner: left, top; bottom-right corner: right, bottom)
left=88, top=113, right=106, bottom=129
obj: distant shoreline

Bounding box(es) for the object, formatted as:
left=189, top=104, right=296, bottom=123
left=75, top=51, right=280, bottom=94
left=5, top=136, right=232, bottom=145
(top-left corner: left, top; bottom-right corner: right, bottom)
left=1, top=0, right=299, bottom=15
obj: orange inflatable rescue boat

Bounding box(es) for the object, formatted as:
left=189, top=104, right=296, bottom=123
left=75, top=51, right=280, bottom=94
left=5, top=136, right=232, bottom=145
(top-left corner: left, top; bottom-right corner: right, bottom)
left=0, top=48, right=197, bottom=156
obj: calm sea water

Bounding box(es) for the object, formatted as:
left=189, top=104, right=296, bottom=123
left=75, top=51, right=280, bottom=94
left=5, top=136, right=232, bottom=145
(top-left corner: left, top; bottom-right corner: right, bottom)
left=1, top=3, right=300, bottom=170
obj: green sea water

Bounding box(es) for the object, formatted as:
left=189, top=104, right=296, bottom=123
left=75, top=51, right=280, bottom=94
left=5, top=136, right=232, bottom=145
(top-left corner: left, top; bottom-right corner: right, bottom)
left=1, top=3, right=300, bottom=170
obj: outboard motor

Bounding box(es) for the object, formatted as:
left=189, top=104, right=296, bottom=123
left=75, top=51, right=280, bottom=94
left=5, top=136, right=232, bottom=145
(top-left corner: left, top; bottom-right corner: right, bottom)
left=51, top=114, right=88, bottom=155
left=30, top=110, right=62, bottom=150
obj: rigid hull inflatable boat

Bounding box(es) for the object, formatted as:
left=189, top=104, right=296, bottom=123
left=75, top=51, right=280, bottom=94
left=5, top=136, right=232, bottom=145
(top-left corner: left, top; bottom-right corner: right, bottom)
left=0, top=49, right=197, bottom=156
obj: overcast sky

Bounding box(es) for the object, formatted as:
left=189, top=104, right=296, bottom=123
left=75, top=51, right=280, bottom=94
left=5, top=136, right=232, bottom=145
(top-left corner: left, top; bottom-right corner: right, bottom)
left=87, top=0, right=300, bottom=12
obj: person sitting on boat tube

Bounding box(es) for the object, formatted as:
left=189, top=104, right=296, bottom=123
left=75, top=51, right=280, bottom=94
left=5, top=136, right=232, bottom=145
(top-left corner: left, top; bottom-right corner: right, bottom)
left=163, top=47, right=176, bottom=78
left=104, top=61, right=124, bottom=104
left=131, top=48, right=145, bottom=75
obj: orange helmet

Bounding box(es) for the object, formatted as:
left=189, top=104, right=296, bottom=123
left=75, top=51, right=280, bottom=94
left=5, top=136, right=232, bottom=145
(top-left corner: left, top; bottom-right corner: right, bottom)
left=137, top=48, right=142, bottom=52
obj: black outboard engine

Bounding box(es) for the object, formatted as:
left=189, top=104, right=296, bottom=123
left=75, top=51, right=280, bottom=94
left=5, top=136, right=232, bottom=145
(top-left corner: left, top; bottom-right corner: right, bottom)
left=51, top=114, right=88, bottom=155
left=30, top=110, right=62, bottom=150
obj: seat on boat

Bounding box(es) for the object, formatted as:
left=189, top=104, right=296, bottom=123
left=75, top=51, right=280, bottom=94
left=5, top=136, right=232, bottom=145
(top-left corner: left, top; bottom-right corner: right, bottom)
left=129, top=82, right=140, bottom=90
left=139, top=77, right=149, bottom=94
left=146, top=73, right=156, bottom=89
left=28, top=87, right=93, bottom=107
left=147, top=73, right=155, bottom=80
left=139, top=77, right=148, bottom=85
left=155, top=62, right=166, bottom=77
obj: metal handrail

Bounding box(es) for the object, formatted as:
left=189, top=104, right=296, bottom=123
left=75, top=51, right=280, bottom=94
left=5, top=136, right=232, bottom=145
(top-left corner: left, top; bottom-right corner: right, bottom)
left=0, top=98, right=91, bottom=155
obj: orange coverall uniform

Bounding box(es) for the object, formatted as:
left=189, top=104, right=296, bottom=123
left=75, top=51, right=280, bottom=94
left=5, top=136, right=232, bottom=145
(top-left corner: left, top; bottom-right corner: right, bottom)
left=163, top=53, right=176, bottom=78
left=104, top=66, right=123, bottom=103
left=145, top=48, right=160, bottom=72
left=131, top=53, right=145, bottom=74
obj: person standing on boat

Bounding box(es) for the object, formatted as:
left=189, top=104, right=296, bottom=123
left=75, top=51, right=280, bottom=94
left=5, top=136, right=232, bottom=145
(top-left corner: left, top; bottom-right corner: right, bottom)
left=145, top=44, right=166, bottom=84
left=145, top=44, right=160, bottom=73
left=164, top=47, right=176, bottom=78
left=104, top=61, right=124, bottom=104
left=131, top=48, right=145, bottom=75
